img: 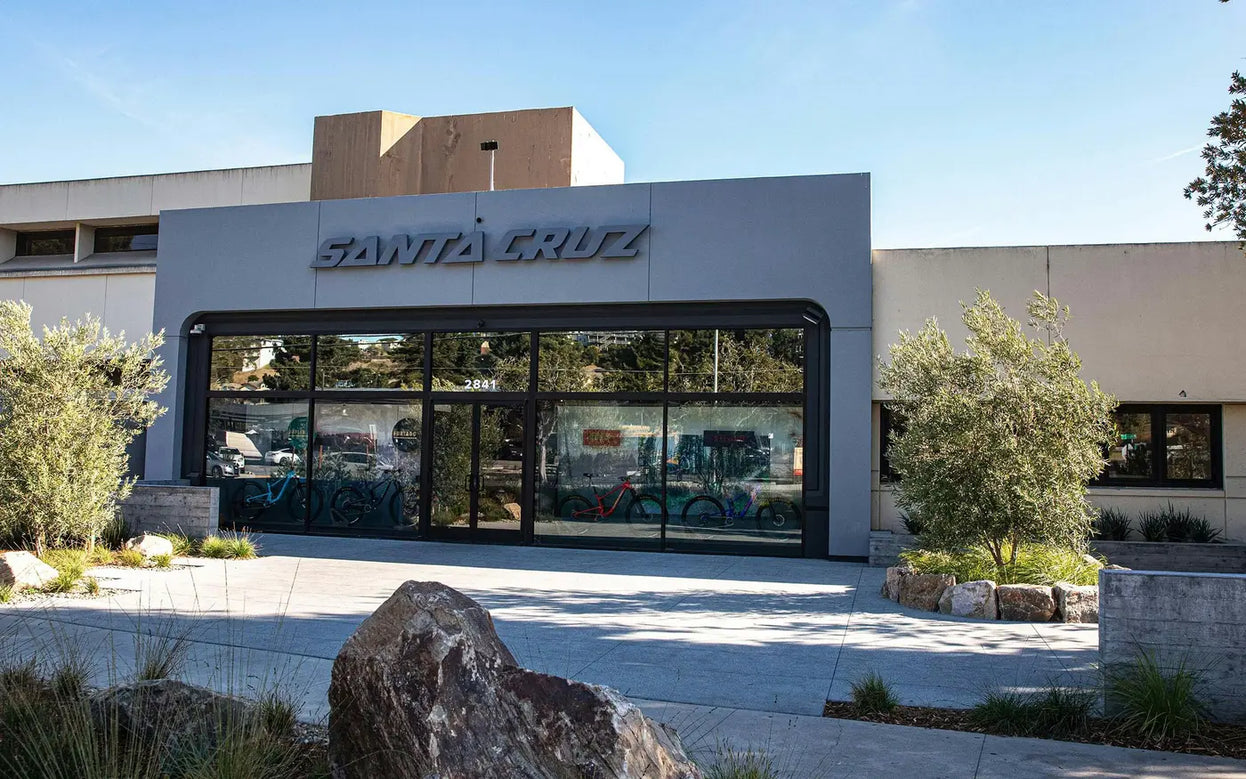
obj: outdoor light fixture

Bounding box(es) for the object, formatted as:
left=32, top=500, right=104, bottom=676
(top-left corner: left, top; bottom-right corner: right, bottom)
left=480, top=140, right=499, bottom=191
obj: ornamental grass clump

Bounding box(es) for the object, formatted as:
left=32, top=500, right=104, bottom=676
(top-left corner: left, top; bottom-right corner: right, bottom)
left=1107, top=651, right=1207, bottom=742
left=849, top=671, right=899, bottom=715
left=1093, top=508, right=1132, bottom=541
left=900, top=543, right=1100, bottom=586
left=878, top=291, right=1116, bottom=566
left=199, top=532, right=258, bottom=560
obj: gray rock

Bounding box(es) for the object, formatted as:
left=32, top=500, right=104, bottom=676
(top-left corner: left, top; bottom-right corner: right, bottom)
left=124, top=533, right=174, bottom=558
left=90, top=679, right=256, bottom=758
left=996, top=584, right=1057, bottom=622
left=329, top=580, right=701, bottom=779
left=882, top=565, right=913, bottom=601
left=897, top=572, right=955, bottom=611
left=937, top=580, right=998, bottom=619
left=1054, top=582, right=1099, bottom=624
left=0, top=550, right=58, bottom=590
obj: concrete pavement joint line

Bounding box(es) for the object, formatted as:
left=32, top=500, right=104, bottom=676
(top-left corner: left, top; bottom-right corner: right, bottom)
left=824, top=564, right=865, bottom=703
left=971, top=731, right=987, bottom=778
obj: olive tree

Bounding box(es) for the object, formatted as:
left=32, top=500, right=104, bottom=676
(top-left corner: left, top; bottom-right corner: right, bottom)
left=0, top=302, right=168, bottom=553
left=878, top=290, right=1115, bottom=565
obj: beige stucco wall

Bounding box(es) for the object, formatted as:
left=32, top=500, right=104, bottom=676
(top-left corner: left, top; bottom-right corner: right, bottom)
left=0, top=272, right=155, bottom=338
left=871, top=240, right=1246, bottom=542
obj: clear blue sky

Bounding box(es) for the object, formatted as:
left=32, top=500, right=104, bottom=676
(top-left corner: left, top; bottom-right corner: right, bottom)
left=2, top=1, right=1243, bottom=248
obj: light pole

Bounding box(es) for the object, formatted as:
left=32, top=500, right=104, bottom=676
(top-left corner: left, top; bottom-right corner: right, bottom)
left=480, top=140, right=498, bottom=191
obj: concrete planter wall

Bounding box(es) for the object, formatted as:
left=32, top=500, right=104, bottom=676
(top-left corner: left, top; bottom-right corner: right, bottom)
left=869, top=530, right=918, bottom=567
left=119, top=482, right=219, bottom=538
left=1100, top=569, right=1246, bottom=723
left=1092, top=540, right=1246, bottom=574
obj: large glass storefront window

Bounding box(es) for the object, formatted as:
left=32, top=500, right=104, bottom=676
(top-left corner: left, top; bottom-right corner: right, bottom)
left=202, top=320, right=810, bottom=555
left=666, top=402, right=804, bottom=551
left=535, top=401, right=664, bottom=549
left=312, top=401, right=422, bottom=533
left=208, top=398, right=310, bottom=528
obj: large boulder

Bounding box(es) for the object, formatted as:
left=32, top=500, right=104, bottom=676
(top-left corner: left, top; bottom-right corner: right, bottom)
left=881, top=565, right=912, bottom=601
left=90, top=679, right=256, bottom=757
left=996, top=584, right=1057, bottom=622
left=937, top=580, right=998, bottom=619
left=1054, top=582, right=1099, bottom=624
left=0, top=551, right=58, bottom=590
left=897, top=572, right=955, bottom=611
left=329, top=581, right=700, bottom=779
left=124, top=533, right=174, bottom=558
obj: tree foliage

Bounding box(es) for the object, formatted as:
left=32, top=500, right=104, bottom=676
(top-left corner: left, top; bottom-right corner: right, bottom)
left=0, top=302, right=168, bottom=553
left=877, top=290, right=1115, bottom=565
left=1185, top=70, right=1246, bottom=242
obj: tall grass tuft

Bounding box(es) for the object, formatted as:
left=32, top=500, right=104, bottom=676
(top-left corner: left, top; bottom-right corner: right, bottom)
left=98, top=514, right=131, bottom=551
left=0, top=584, right=13, bottom=603
left=159, top=533, right=196, bottom=557
left=115, top=548, right=146, bottom=568
left=849, top=671, right=899, bottom=714
left=1107, top=651, right=1207, bottom=742
left=703, top=743, right=778, bottom=779
left=900, top=543, right=1100, bottom=586
left=133, top=624, right=192, bottom=682
left=1137, top=510, right=1169, bottom=542
left=969, top=686, right=1093, bottom=738
left=199, top=532, right=258, bottom=560
left=969, top=690, right=1034, bottom=735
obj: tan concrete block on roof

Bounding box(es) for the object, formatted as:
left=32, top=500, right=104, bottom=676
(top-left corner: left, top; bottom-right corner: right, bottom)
left=418, top=107, right=575, bottom=195
left=311, top=110, right=421, bottom=201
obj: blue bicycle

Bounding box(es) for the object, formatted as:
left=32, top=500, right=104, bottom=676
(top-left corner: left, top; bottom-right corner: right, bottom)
left=680, top=483, right=801, bottom=539
left=232, top=470, right=319, bottom=522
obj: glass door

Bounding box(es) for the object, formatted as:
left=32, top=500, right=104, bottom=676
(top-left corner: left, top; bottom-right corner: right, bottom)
left=429, top=402, right=525, bottom=542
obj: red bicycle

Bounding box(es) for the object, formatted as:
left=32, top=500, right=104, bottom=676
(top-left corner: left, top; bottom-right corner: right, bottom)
left=557, top=473, right=664, bottom=532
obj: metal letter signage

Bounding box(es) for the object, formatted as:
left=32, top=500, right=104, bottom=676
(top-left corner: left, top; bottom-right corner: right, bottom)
left=311, top=224, right=648, bottom=269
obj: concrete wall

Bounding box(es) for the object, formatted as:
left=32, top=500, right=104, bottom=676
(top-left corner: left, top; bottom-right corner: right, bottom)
left=0, top=272, right=155, bottom=337
left=1100, top=569, right=1246, bottom=723
left=1092, top=541, right=1246, bottom=573
left=118, top=483, right=219, bottom=538
left=571, top=109, right=625, bottom=186
left=145, top=173, right=873, bottom=556
left=871, top=242, right=1246, bottom=541
left=0, top=164, right=311, bottom=229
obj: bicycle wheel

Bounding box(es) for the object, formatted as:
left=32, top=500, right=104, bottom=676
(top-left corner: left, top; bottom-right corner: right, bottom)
left=557, top=495, right=594, bottom=534
left=388, top=485, right=420, bottom=527
left=756, top=500, right=802, bottom=538
left=626, top=493, right=665, bottom=526
left=681, top=496, right=724, bottom=531
left=232, top=481, right=266, bottom=523
left=289, top=482, right=320, bottom=521
left=331, top=486, right=370, bottom=526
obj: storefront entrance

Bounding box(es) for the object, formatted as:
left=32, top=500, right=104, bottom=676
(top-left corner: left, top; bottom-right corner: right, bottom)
left=429, top=402, right=525, bottom=543
left=191, top=302, right=826, bottom=557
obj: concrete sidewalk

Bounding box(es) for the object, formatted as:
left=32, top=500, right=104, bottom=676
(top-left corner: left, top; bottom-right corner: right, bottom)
left=0, top=534, right=1241, bottom=777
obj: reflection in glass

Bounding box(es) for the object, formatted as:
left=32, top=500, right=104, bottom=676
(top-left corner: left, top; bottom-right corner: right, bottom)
left=477, top=405, right=525, bottom=532
left=431, top=404, right=474, bottom=528
left=666, top=402, right=803, bottom=551
left=206, top=398, right=310, bottom=527
left=669, top=329, right=803, bottom=393
left=539, top=331, right=665, bottom=392
left=431, top=332, right=529, bottom=392
left=210, top=335, right=311, bottom=391
left=311, top=402, right=422, bottom=533
left=535, top=401, right=663, bottom=548
left=316, top=334, right=423, bottom=390
left=1104, top=412, right=1152, bottom=480
left=1166, top=413, right=1212, bottom=480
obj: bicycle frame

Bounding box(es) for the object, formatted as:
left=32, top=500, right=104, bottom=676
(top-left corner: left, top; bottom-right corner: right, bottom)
left=574, top=477, right=635, bottom=519
left=247, top=470, right=300, bottom=507
left=721, top=485, right=761, bottom=519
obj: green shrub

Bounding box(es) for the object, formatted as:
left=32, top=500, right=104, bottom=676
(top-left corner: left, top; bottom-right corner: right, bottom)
left=900, top=512, right=926, bottom=536
left=1188, top=517, right=1223, bottom=544
left=878, top=291, right=1115, bottom=566
left=1137, top=510, right=1168, bottom=542
left=900, top=543, right=1100, bottom=586
left=87, top=546, right=115, bottom=567
left=1093, top=508, right=1132, bottom=541
left=969, top=690, right=1033, bottom=735
left=98, top=515, right=131, bottom=551
left=703, top=744, right=777, bottom=779
left=115, top=548, right=146, bottom=568
left=83, top=577, right=100, bottom=596
left=0, top=302, right=167, bottom=555
left=199, top=532, right=258, bottom=560
left=1107, top=652, right=1206, bottom=741
left=40, top=548, right=88, bottom=581
left=0, top=585, right=13, bottom=604
left=1161, top=504, right=1199, bottom=542
left=150, top=554, right=172, bottom=569
left=849, top=671, right=898, bottom=714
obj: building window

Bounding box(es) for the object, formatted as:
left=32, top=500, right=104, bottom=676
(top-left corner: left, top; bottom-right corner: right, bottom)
left=94, top=224, right=158, bottom=253
left=1097, top=404, right=1221, bottom=488
left=15, top=229, right=75, bottom=256
left=879, top=403, right=905, bottom=484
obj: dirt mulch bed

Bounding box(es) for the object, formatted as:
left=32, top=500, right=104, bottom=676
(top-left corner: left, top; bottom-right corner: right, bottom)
left=822, top=700, right=1246, bottom=761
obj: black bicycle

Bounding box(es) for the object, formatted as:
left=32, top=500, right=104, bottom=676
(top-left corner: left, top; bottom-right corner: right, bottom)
left=330, top=469, right=418, bottom=526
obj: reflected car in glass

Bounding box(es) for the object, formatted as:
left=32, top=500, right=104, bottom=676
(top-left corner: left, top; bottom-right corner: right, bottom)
left=206, top=452, right=237, bottom=479
left=263, top=448, right=302, bottom=466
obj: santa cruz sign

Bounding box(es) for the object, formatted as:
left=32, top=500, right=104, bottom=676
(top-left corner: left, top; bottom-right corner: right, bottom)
left=311, top=224, right=649, bottom=269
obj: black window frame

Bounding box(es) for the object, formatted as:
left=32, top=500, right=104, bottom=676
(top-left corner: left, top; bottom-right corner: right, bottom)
left=1094, top=404, right=1223, bottom=489
left=93, top=224, right=158, bottom=253
left=15, top=229, right=75, bottom=257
